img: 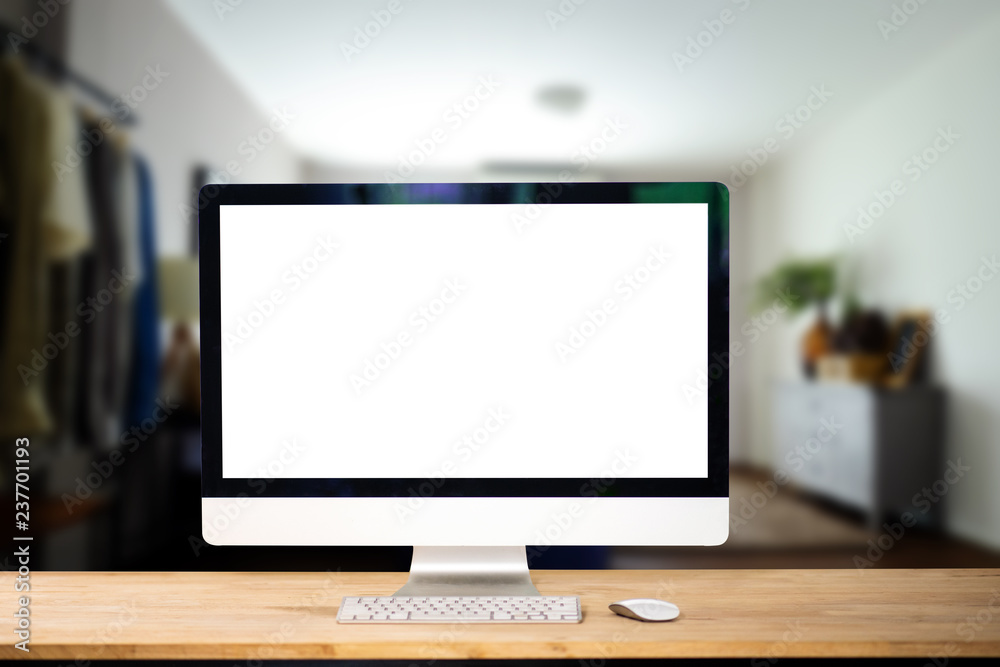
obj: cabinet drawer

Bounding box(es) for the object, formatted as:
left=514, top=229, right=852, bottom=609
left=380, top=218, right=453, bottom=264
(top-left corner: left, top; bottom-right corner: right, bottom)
left=773, top=384, right=874, bottom=511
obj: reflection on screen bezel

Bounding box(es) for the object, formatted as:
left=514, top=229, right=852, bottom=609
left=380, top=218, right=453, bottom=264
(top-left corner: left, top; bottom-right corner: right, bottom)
left=200, top=182, right=728, bottom=499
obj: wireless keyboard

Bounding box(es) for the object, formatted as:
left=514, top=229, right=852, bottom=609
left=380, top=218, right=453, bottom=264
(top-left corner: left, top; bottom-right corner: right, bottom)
left=337, top=595, right=582, bottom=623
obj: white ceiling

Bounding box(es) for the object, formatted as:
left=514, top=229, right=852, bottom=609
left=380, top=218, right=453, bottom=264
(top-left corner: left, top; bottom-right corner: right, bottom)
left=164, top=0, right=999, bottom=173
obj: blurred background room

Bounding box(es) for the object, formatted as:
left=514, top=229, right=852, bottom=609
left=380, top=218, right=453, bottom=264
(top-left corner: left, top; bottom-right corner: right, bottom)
left=1, top=0, right=999, bottom=572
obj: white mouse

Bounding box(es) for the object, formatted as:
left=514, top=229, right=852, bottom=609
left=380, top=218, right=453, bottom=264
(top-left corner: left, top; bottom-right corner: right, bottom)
left=609, top=598, right=680, bottom=622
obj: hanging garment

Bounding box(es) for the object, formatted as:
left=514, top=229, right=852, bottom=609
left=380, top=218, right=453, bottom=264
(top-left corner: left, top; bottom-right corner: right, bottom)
left=41, top=82, right=95, bottom=260
left=124, top=154, right=161, bottom=431
left=73, top=117, right=126, bottom=448
left=0, top=56, right=57, bottom=438
left=38, top=73, right=98, bottom=446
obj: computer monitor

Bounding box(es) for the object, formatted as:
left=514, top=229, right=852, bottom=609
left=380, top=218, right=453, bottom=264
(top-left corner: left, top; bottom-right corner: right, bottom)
left=200, top=182, right=728, bottom=595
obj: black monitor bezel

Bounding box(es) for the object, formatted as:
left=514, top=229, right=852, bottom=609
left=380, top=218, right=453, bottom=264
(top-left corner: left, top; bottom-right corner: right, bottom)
left=200, top=182, right=728, bottom=499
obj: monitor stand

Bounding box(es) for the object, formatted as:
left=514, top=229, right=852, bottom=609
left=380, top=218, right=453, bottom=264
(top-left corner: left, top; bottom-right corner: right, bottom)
left=393, top=546, right=541, bottom=596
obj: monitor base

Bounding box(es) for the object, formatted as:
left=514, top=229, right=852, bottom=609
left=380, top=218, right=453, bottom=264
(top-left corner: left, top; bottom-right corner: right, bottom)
left=393, top=546, right=541, bottom=596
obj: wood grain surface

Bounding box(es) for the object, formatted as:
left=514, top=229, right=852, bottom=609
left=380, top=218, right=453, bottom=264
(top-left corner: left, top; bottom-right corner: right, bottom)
left=2, top=569, right=999, bottom=659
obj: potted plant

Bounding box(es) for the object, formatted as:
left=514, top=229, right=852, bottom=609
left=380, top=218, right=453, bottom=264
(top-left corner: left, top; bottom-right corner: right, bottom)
left=754, top=257, right=837, bottom=378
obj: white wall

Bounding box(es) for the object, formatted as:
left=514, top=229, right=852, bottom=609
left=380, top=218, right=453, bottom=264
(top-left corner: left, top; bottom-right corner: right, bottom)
left=65, top=0, right=302, bottom=256
left=740, top=12, right=1000, bottom=548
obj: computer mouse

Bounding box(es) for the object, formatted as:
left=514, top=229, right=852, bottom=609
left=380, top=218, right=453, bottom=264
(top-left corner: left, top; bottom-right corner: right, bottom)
left=609, top=598, right=680, bottom=622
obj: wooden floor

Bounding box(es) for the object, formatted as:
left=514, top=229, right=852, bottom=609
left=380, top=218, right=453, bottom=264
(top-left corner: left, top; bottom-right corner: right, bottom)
left=610, top=466, right=1000, bottom=570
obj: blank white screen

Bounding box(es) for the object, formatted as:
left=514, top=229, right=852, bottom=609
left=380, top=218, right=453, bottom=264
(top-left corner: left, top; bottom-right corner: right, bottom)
left=219, top=203, right=707, bottom=480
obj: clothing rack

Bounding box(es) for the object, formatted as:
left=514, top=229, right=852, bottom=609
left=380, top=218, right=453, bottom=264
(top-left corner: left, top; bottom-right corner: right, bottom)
left=1, top=21, right=138, bottom=125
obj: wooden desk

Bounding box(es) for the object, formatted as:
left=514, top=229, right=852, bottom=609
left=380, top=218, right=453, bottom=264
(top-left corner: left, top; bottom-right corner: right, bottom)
left=3, top=569, right=999, bottom=660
